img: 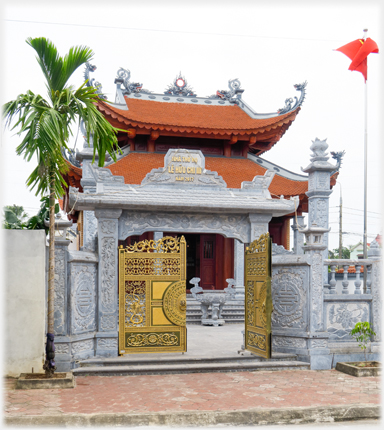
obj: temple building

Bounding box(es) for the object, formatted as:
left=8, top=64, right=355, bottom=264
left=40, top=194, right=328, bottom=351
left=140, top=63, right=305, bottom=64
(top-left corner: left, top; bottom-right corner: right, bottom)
left=62, top=67, right=338, bottom=291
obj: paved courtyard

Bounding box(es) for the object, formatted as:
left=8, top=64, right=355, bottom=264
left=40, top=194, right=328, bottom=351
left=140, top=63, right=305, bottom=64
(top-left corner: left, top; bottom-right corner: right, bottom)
left=3, top=325, right=381, bottom=426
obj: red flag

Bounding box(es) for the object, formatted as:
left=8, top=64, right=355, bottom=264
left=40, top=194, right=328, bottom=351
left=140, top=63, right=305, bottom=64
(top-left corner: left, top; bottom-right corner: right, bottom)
left=336, top=37, right=379, bottom=81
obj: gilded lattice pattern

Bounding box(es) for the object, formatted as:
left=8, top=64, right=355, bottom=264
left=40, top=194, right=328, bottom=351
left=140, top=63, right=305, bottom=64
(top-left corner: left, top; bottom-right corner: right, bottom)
left=246, top=280, right=255, bottom=326
left=125, top=257, right=181, bottom=277
left=244, top=233, right=271, bottom=359
left=125, top=236, right=182, bottom=253
left=125, top=280, right=146, bottom=328
left=246, top=257, right=267, bottom=276
left=246, top=233, right=269, bottom=254
left=258, top=282, right=267, bottom=326
left=125, top=280, right=146, bottom=295
left=119, top=235, right=187, bottom=354
left=126, top=332, right=179, bottom=347
left=248, top=332, right=266, bottom=350
left=163, top=281, right=186, bottom=326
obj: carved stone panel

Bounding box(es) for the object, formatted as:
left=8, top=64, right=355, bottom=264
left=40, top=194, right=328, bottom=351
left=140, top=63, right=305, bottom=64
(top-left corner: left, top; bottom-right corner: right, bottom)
left=271, top=268, right=307, bottom=329
left=326, top=302, right=369, bottom=341
left=119, top=211, right=250, bottom=243
left=70, top=263, right=97, bottom=334
left=371, top=261, right=381, bottom=341
left=54, top=247, right=66, bottom=335
left=83, top=210, right=97, bottom=251
left=71, top=339, right=94, bottom=354
left=55, top=343, right=69, bottom=354
left=97, top=338, right=118, bottom=350
left=272, top=336, right=306, bottom=348
left=311, top=252, right=324, bottom=332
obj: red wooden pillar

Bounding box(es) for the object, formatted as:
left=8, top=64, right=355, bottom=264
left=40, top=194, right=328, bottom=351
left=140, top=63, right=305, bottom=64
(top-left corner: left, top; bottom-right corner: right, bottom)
left=128, top=128, right=136, bottom=151
left=281, top=217, right=291, bottom=250
left=147, top=131, right=159, bottom=152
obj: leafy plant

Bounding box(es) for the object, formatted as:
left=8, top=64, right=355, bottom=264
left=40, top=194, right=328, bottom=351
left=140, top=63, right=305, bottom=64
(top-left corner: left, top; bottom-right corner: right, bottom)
left=3, top=37, right=121, bottom=376
left=25, top=196, right=59, bottom=234
left=3, top=198, right=59, bottom=234
left=3, top=206, right=27, bottom=229
left=349, top=321, right=376, bottom=362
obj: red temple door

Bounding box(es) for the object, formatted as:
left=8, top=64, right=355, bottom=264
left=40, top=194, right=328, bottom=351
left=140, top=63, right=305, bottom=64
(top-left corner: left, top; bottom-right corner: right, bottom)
left=200, top=234, right=216, bottom=289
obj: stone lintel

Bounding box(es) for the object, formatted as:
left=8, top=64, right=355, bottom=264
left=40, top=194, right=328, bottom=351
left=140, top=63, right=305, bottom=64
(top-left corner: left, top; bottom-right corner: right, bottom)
left=67, top=250, right=98, bottom=263
left=306, top=190, right=333, bottom=198
left=95, top=209, right=122, bottom=219
left=272, top=255, right=311, bottom=266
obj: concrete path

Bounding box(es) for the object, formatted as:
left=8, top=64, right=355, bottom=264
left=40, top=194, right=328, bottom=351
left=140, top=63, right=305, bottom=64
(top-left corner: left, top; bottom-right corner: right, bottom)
left=3, top=325, right=381, bottom=426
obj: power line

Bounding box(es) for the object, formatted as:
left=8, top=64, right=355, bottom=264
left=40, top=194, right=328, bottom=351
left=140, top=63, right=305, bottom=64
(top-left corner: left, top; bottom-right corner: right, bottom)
left=330, top=206, right=382, bottom=216
left=4, top=19, right=346, bottom=43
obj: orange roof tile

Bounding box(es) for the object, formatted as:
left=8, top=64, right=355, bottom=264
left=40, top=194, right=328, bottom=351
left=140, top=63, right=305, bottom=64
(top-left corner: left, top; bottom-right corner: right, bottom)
left=97, top=99, right=299, bottom=136
left=106, top=153, right=308, bottom=197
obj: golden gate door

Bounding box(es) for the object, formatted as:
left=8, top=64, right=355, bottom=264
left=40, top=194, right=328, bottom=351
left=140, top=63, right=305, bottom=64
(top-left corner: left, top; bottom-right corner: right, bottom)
left=244, top=233, right=273, bottom=358
left=119, top=236, right=187, bottom=354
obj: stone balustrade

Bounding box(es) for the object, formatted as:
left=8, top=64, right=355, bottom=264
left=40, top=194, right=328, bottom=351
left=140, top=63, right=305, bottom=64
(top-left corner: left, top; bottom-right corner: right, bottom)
left=324, top=259, right=372, bottom=295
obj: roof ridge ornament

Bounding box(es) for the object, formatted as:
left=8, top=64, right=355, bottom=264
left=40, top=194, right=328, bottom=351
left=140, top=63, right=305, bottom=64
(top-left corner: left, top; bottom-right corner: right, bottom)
left=277, top=81, right=307, bottom=114
left=209, top=78, right=244, bottom=102
left=84, top=62, right=107, bottom=99
left=115, top=67, right=151, bottom=95
left=164, top=72, right=196, bottom=97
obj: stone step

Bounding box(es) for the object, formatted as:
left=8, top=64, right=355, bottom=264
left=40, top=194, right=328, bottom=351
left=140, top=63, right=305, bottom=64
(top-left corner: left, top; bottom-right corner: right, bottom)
left=78, top=352, right=299, bottom=368
left=74, top=359, right=309, bottom=376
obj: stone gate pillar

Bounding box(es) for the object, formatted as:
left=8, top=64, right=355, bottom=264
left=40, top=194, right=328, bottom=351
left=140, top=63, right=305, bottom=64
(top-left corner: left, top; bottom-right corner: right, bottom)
left=95, top=208, right=122, bottom=357
left=76, top=123, right=98, bottom=251
left=249, top=214, right=272, bottom=242
left=302, top=138, right=335, bottom=283
left=302, top=223, right=331, bottom=369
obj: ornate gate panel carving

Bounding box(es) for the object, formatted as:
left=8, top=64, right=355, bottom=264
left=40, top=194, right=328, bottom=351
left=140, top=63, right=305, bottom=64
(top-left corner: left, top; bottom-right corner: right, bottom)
left=244, top=233, right=272, bottom=358
left=119, top=236, right=186, bottom=354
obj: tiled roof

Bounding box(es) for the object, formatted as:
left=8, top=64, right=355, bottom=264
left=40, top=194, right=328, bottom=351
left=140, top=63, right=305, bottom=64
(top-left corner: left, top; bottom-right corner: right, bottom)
left=106, top=153, right=308, bottom=197
left=97, top=99, right=299, bottom=136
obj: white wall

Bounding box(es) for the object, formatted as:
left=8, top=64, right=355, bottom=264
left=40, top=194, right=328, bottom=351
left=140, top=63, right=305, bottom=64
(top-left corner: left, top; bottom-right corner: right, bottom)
left=4, top=230, right=46, bottom=377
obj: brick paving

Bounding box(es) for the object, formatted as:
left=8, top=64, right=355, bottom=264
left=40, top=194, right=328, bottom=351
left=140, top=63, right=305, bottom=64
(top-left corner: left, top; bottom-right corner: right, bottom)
left=3, top=369, right=380, bottom=418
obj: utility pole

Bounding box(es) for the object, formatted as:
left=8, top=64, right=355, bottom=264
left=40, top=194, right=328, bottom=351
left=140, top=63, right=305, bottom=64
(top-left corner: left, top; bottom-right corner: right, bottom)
left=338, top=183, right=343, bottom=259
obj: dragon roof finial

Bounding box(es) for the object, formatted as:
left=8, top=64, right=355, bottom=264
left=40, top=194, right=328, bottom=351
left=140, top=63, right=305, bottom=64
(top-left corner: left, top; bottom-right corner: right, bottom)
left=277, top=81, right=307, bottom=114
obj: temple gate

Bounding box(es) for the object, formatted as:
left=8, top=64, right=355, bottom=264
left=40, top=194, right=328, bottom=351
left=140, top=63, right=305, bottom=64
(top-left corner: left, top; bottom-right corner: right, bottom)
left=119, top=236, right=187, bottom=354
left=244, top=233, right=273, bottom=358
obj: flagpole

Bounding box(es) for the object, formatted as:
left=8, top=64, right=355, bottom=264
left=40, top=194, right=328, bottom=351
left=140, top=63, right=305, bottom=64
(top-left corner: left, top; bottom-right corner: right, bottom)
left=363, top=29, right=368, bottom=291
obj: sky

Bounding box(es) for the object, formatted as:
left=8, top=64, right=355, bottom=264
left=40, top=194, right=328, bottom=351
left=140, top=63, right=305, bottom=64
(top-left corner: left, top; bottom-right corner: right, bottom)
left=1, top=0, right=383, bottom=251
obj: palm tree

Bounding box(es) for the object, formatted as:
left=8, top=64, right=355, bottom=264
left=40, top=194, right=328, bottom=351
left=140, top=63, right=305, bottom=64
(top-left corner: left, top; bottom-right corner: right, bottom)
left=3, top=37, right=120, bottom=376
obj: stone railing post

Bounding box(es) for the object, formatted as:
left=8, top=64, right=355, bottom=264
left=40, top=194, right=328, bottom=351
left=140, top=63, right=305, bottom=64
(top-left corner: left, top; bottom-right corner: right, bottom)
left=95, top=208, right=122, bottom=357
left=291, top=215, right=306, bottom=255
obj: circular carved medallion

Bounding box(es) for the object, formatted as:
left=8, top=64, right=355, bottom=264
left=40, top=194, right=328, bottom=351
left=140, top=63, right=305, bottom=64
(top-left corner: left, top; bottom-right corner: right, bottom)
left=274, top=281, right=300, bottom=316
left=163, top=281, right=186, bottom=326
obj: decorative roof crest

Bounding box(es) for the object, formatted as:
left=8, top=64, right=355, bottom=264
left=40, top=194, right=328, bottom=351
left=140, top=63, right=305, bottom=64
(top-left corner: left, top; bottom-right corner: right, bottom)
left=277, top=81, right=307, bottom=114
left=164, top=72, right=196, bottom=97
left=84, top=62, right=107, bottom=99
left=115, top=67, right=151, bottom=95
left=210, top=78, right=244, bottom=102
